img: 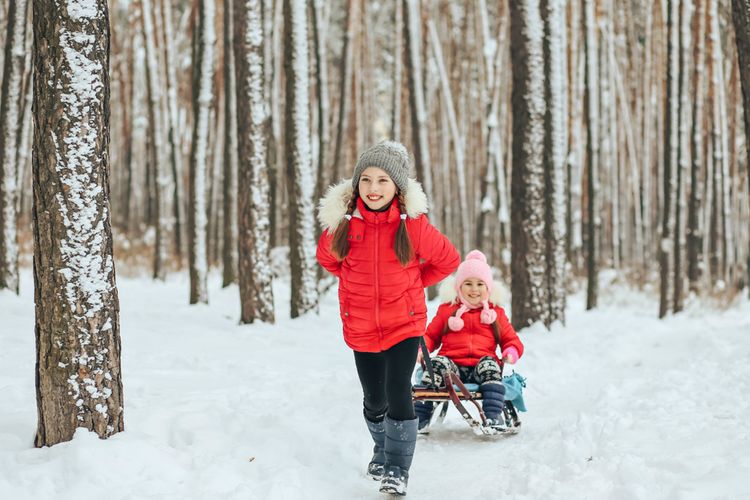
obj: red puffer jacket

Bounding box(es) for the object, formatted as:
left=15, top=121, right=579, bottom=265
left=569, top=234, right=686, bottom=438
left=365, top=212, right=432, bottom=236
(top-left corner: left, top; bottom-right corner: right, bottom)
left=423, top=302, right=524, bottom=367
left=316, top=179, right=459, bottom=352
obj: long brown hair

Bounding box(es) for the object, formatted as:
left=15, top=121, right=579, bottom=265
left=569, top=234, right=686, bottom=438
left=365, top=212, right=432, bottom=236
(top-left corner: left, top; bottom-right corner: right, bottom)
left=330, top=190, right=414, bottom=266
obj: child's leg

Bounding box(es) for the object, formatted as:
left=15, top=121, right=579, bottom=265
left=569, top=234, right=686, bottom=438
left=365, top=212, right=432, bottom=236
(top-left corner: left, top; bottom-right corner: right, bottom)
left=473, top=356, right=506, bottom=422
left=420, top=355, right=458, bottom=388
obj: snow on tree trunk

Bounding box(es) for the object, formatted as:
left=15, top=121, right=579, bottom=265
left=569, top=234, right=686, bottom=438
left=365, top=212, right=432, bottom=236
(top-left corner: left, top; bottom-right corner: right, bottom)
left=403, top=0, right=436, bottom=224
left=283, top=0, right=318, bottom=318
left=310, top=0, right=330, bottom=211
left=0, top=0, right=28, bottom=294
left=673, top=0, right=693, bottom=313
left=688, top=0, right=707, bottom=292
left=160, top=0, right=185, bottom=262
left=234, top=0, right=275, bottom=323
left=583, top=0, right=600, bottom=310
left=732, top=0, right=750, bottom=295
left=509, top=0, right=549, bottom=329
left=141, top=0, right=173, bottom=281
left=33, top=0, right=124, bottom=446
left=542, top=0, right=568, bottom=325
left=428, top=20, right=470, bottom=253
left=188, top=0, right=215, bottom=305
left=222, top=0, right=238, bottom=287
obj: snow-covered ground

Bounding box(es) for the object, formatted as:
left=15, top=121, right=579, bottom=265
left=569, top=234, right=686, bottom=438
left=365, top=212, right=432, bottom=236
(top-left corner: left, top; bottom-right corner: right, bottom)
left=1, top=270, right=749, bottom=500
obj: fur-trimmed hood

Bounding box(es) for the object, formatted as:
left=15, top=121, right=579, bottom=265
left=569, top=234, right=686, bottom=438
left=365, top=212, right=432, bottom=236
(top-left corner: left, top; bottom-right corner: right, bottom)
left=438, top=275, right=509, bottom=307
left=317, top=178, right=429, bottom=232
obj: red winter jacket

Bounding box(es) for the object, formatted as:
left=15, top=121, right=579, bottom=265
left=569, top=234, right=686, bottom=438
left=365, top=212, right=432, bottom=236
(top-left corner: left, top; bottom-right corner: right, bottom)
left=423, top=302, right=524, bottom=367
left=316, top=180, right=459, bottom=352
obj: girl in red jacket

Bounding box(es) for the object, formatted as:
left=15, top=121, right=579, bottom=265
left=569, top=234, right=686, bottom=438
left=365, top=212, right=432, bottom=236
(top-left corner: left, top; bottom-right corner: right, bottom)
left=415, top=250, right=524, bottom=432
left=316, top=141, right=459, bottom=496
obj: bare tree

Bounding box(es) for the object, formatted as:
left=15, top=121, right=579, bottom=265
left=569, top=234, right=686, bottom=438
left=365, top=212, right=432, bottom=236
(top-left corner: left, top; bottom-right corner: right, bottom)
left=33, top=0, right=124, bottom=446
left=188, top=0, right=216, bottom=304
left=223, top=0, right=238, bottom=286
left=0, top=0, right=29, bottom=294
left=235, top=0, right=275, bottom=323
left=284, top=0, right=318, bottom=317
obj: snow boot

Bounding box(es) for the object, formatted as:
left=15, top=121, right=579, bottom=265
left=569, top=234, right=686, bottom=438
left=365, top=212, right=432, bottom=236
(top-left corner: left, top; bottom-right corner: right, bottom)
left=365, top=414, right=386, bottom=480
left=379, top=416, right=418, bottom=496
left=414, top=401, right=434, bottom=434
left=480, top=382, right=506, bottom=430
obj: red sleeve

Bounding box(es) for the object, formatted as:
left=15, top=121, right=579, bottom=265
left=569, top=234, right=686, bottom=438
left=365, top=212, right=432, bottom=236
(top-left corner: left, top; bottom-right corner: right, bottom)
left=423, top=303, right=453, bottom=352
left=413, top=216, right=460, bottom=287
left=316, top=230, right=342, bottom=277
left=497, top=307, right=524, bottom=358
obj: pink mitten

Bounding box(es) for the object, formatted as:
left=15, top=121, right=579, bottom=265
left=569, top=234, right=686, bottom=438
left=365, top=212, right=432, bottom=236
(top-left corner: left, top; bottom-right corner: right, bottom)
left=501, top=347, right=519, bottom=364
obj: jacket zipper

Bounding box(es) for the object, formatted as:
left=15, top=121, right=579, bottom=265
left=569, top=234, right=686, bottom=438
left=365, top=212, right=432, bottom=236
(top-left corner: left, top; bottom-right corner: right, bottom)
left=374, top=218, right=383, bottom=347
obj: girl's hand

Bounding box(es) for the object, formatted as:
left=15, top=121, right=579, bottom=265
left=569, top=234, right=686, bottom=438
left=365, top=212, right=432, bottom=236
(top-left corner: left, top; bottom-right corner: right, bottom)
left=501, top=347, right=519, bottom=364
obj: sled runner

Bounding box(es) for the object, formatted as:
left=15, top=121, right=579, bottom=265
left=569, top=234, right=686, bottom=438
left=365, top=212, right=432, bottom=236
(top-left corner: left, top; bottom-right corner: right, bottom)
left=412, top=339, right=526, bottom=436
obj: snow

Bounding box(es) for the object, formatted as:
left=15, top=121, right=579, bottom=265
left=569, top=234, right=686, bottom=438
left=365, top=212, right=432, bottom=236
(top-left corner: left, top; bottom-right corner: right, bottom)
left=2, top=270, right=749, bottom=498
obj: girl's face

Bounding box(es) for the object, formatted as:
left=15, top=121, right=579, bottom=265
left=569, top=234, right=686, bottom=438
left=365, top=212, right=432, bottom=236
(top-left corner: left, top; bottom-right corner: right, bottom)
left=358, top=167, right=397, bottom=210
left=460, top=278, right=489, bottom=306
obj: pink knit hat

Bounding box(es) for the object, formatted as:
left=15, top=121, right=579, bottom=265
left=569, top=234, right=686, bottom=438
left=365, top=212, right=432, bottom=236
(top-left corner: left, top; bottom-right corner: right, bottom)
left=448, top=250, right=497, bottom=331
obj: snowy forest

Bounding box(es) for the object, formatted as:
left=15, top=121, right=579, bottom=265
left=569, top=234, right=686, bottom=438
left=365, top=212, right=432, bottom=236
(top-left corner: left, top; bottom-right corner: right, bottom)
left=1, top=0, right=750, bottom=498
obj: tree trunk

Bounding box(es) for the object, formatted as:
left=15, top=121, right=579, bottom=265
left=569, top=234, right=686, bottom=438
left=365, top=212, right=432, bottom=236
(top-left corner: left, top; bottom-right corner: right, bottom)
left=329, top=0, right=355, bottom=184
left=310, top=0, right=330, bottom=211
left=142, top=0, right=173, bottom=281
left=688, top=0, right=707, bottom=292
left=542, top=0, right=568, bottom=325
left=222, top=0, right=238, bottom=286
left=235, top=0, right=275, bottom=323
left=188, top=0, right=215, bottom=304
left=583, top=0, right=599, bottom=310
left=33, top=0, right=124, bottom=446
left=509, top=0, right=548, bottom=329
left=284, top=0, right=318, bottom=318
left=0, top=0, right=29, bottom=294
left=403, top=0, right=435, bottom=222
left=732, top=0, right=750, bottom=296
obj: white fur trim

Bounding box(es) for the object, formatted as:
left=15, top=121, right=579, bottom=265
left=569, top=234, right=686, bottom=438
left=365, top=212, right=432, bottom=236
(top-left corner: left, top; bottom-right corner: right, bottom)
left=437, top=275, right=506, bottom=306
left=317, top=177, right=428, bottom=231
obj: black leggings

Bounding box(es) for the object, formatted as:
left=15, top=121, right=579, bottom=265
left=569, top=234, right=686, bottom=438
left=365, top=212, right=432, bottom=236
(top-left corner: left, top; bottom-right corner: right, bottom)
left=353, top=336, right=420, bottom=421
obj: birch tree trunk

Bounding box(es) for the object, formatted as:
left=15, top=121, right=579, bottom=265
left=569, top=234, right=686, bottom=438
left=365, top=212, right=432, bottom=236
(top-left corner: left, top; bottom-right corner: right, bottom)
left=222, top=0, right=237, bottom=286
left=33, top=0, right=124, bottom=446
left=329, top=0, right=354, bottom=184
left=0, top=0, right=29, bottom=294
left=583, top=0, right=600, bottom=310
left=284, top=0, right=318, bottom=317
left=310, top=0, right=329, bottom=207
left=188, top=0, right=215, bottom=304
left=235, top=0, right=275, bottom=323
left=732, top=0, right=750, bottom=295
left=509, top=0, right=548, bottom=329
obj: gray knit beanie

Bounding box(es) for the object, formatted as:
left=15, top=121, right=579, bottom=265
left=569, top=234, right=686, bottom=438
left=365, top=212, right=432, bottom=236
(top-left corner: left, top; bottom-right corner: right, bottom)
left=351, top=141, right=411, bottom=193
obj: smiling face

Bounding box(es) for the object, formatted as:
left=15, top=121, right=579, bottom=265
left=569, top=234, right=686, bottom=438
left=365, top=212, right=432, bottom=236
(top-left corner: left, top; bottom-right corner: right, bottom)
left=358, top=167, right=398, bottom=210
left=460, top=278, right=489, bottom=306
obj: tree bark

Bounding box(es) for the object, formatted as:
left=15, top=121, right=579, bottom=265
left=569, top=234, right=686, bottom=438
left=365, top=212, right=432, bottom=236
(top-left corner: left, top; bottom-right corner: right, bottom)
left=222, top=0, right=238, bottom=286
left=283, top=0, right=318, bottom=318
left=188, top=0, right=215, bottom=304
left=509, top=0, right=548, bottom=329
left=0, top=0, right=29, bottom=294
left=583, top=0, right=599, bottom=310
left=235, top=0, right=275, bottom=323
left=33, top=0, right=124, bottom=446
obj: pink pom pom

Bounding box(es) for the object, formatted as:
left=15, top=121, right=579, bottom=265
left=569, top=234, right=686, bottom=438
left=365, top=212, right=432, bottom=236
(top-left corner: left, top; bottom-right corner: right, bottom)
left=480, top=308, right=497, bottom=324
left=448, top=316, right=464, bottom=331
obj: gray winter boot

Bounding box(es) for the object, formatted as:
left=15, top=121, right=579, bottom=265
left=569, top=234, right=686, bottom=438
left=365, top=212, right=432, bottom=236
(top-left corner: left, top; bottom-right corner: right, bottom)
left=365, top=415, right=386, bottom=480
left=379, top=416, right=418, bottom=496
